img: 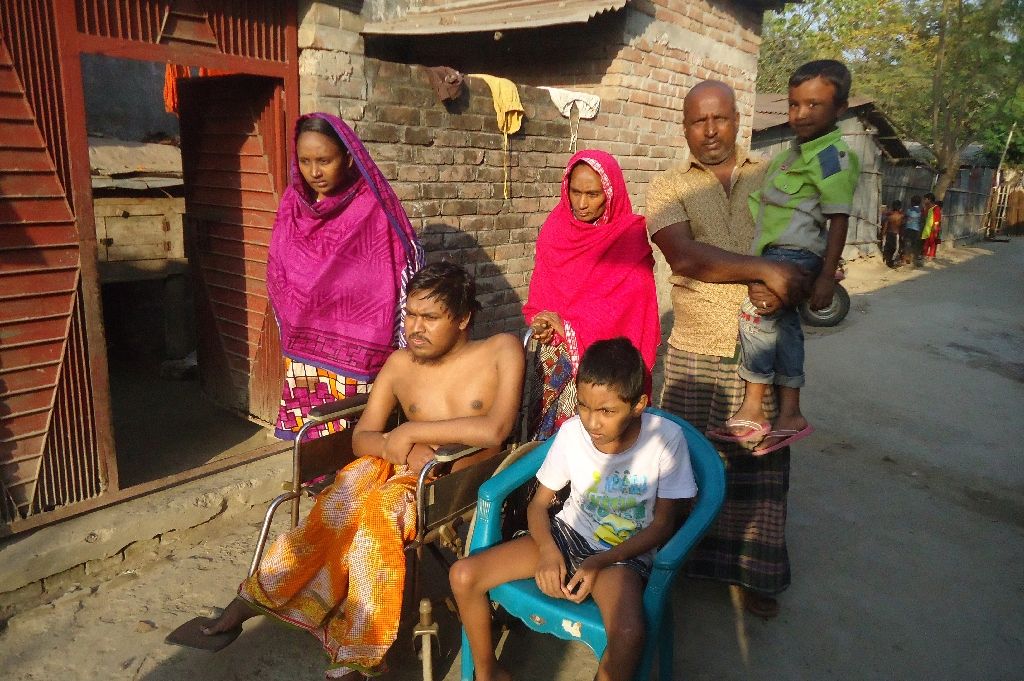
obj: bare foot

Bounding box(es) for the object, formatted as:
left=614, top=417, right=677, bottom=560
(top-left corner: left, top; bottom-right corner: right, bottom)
left=742, top=588, right=780, bottom=618
left=769, top=413, right=809, bottom=433
left=201, top=598, right=257, bottom=635
left=477, top=667, right=513, bottom=681
left=719, top=405, right=770, bottom=436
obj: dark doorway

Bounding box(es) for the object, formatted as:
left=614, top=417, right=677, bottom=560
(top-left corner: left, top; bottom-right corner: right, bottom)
left=83, top=59, right=281, bottom=487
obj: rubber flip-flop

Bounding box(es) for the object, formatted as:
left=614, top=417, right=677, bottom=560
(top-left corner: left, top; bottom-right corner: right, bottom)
left=742, top=590, right=781, bottom=619
left=752, top=425, right=815, bottom=456
left=164, top=616, right=242, bottom=652
left=707, top=419, right=772, bottom=444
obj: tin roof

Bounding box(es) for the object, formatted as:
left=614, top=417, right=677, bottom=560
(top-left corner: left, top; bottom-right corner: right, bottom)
left=88, top=136, right=183, bottom=189
left=362, top=0, right=631, bottom=35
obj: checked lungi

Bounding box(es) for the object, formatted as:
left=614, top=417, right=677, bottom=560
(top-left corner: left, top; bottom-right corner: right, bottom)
left=659, top=344, right=791, bottom=595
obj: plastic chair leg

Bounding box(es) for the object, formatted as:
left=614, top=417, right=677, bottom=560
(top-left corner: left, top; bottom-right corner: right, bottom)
left=657, top=608, right=674, bottom=680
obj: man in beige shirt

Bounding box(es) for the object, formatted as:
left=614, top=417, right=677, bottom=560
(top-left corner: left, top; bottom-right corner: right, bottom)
left=646, top=80, right=806, bottom=617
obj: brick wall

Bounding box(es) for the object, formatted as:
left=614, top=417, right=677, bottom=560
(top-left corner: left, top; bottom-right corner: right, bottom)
left=297, top=0, right=766, bottom=336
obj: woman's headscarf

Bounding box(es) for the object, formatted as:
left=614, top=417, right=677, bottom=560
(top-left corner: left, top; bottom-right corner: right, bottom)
left=523, top=149, right=661, bottom=373
left=267, top=113, right=424, bottom=381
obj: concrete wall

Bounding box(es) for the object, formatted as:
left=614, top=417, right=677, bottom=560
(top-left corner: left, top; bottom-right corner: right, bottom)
left=297, top=0, right=766, bottom=329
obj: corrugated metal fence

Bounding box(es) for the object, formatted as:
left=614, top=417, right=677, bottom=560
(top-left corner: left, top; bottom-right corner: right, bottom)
left=753, top=119, right=882, bottom=256
left=755, top=119, right=996, bottom=253
left=882, top=165, right=995, bottom=244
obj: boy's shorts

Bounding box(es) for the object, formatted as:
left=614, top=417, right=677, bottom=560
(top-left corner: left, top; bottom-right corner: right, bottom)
left=549, top=516, right=651, bottom=581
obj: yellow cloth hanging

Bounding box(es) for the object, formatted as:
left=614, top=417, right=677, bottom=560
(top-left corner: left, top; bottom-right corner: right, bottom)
left=470, top=74, right=524, bottom=200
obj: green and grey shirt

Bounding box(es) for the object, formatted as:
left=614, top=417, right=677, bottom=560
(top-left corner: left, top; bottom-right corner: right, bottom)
left=748, top=128, right=860, bottom=257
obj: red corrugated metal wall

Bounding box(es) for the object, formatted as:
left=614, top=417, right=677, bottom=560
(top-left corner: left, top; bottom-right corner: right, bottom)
left=0, top=3, right=100, bottom=523
left=0, top=0, right=296, bottom=533
left=179, top=76, right=285, bottom=424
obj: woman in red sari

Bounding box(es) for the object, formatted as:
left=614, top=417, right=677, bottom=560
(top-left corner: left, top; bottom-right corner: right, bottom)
left=523, top=149, right=661, bottom=438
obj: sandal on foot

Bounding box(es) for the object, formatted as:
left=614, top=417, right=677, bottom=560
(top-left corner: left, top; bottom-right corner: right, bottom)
left=165, top=616, right=242, bottom=652
left=707, top=419, right=772, bottom=444
left=752, top=425, right=815, bottom=456
left=742, top=590, right=780, bottom=619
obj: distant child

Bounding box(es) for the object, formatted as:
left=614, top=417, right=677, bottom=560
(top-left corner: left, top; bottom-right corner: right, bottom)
left=708, top=59, right=860, bottom=454
left=922, top=194, right=942, bottom=258
left=882, top=200, right=905, bottom=268
left=450, top=338, right=697, bottom=681
left=904, top=195, right=923, bottom=266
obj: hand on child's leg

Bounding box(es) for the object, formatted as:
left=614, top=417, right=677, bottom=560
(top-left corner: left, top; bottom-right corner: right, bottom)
left=535, top=545, right=570, bottom=599
left=564, top=555, right=604, bottom=603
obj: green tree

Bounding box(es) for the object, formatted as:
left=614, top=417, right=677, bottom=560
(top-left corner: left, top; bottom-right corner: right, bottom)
left=757, top=0, right=1024, bottom=196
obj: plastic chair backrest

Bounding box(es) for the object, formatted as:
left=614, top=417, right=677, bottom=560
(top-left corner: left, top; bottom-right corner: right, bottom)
left=460, top=407, right=726, bottom=681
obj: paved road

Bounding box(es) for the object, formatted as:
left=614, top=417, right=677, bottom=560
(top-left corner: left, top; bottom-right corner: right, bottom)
left=3, top=241, right=1022, bottom=681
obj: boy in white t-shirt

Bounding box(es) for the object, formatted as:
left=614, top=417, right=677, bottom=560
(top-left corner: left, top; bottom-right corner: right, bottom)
left=450, top=338, right=698, bottom=681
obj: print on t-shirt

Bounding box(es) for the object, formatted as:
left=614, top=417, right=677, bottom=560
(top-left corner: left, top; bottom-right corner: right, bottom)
left=584, top=468, right=650, bottom=547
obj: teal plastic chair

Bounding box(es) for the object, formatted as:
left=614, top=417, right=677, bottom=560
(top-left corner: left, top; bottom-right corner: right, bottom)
left=459, top=407, right=726, bottom=681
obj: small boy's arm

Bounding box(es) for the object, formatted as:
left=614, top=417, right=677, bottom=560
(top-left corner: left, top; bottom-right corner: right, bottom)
left=809, top=213, right=849, bottom=310
left=527, top=485, right=569, bottom=599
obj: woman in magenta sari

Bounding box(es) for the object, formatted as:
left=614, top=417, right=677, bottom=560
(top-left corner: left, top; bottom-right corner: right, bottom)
left=183, top=114, right=423, bottom=679
left=268, top=113, right=423, bottom=440
left=523, top=149, right=661, bottom=438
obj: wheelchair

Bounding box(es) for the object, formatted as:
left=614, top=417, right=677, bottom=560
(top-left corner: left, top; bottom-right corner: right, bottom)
left=248, top=333, right=544, bottom=681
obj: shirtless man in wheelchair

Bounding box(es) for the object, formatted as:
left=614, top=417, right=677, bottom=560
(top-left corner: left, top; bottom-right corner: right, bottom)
left=194, top=262, right=524, bottom=679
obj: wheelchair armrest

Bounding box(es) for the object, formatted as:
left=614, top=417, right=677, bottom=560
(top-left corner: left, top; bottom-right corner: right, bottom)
left=467, top=439, right=551, bottom=554
left=433, top=443, right=485, bottom=463
left=307, top=393, right=370, bottom=420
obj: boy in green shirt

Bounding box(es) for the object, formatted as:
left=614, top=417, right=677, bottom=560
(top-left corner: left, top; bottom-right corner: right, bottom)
left=709, top=60, right=860, bottom=454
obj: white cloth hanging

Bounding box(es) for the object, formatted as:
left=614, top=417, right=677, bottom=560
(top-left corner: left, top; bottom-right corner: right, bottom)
left=539, top=87, right=601, bottom=155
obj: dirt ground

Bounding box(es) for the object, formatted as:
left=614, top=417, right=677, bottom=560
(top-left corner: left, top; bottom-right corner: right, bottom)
left=2, top=240, right=1022, bottom=681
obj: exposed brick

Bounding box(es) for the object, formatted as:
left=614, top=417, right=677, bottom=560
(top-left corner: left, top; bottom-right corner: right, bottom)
left=418, top=147, right=455, bottom=165
left=511, top=197, right=543, bottom=213
left=441, top=200, right=479, bottom=216
left=403, top=127, right=434, bottom=146
left=440, top=166, right=479, bottom=183
left=375, top=105, right=421, bottom=126
left=468, top=132, right=505, bottom=150
left=374, top=161, right=398, bottom=179
left=355, top=122, right=401, bottom=143
left=390, top=181, right=421, bottom=201
left=398, top=165, right=438, bottom=182
left=475, top=229, right=512, bottom=247
left=313, top=10, right=759, bottom=332
left=511, top=227, right=541, bottom=243
left=418, top=230, right=446, bottom=251
left=408, top=201, right=442, bottom=218
left=474, top=199, right=508, bottom=215
left=458, top=183, right=496, bottom=200
left=476, top=167, right=507, bottom=183
left=494, top=243, right=530, bottom=260
left=455, top=149, right=485, bottom=165
left=422, top=183, right=459, bottom=200
left=422, top=109, right=450, bottom=128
